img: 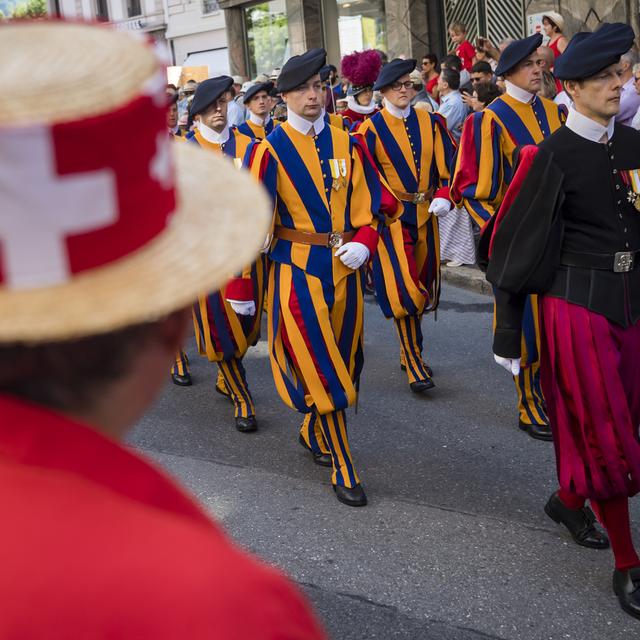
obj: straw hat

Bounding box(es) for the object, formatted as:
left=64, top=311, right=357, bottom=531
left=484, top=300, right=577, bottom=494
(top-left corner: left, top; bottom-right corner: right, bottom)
left=0, top=21, right=271, bottom=343
left=542, top=11, right=565, bottom=32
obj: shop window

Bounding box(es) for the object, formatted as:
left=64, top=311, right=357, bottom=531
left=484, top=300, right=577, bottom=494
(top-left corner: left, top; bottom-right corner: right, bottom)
left=244, top=0, right=289, bottom=78
left=336, top=0, right=387, bottom=56
left=95, top=0, right=109, bottom=20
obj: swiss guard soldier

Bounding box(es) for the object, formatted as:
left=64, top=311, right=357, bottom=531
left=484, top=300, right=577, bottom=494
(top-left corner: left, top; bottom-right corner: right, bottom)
left=320, top=65, right=352, bottom=131
left=236, top=81, right=282, bottom=140
left=487, top=23, right=640, bottom=620
left=246, top=48, right=392, bottom=506
left=357, top=58, right=456, bottom=393
left=0, top=19, right=325, bottom=637
left=186, top=76, right=267, bottom=433
left=340, top=50, right=381, bottom=128
left=451, top=34, right=566, bottom=441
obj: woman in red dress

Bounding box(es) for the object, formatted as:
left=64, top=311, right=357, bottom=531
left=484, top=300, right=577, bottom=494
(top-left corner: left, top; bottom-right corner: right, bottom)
left=542, top=11, right=568, bottom=62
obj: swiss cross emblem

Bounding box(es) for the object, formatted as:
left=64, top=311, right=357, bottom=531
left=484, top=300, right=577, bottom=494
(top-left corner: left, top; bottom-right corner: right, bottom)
left=0, top=101, right=175, bottom=290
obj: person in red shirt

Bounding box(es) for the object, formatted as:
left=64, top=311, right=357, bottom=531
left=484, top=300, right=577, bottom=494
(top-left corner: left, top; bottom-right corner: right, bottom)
left=0, top=20, right=326, bottom=640
left=422, top=53, right=440, bottom=100
left=448, top=21, right=476, bottom=72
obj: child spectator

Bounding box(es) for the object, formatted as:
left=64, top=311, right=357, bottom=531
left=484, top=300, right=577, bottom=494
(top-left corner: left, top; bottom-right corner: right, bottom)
left=448, top=21, right=475, bottom=72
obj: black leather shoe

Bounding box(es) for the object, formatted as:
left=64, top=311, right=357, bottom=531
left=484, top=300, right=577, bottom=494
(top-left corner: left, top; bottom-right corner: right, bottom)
left=544, top=492, right=610, bottom=549
left=333, top=483, right=367, bottom=507
left=410, top=379, right=435, bottom=393
left=298, top=434, right=332, bottom=467
left=519, top=420, right=553, bottom=441
left=400, top=363, right=433, bottom=377
left=235, top=416, right=257, bottom=433
left=215, top=383, right=231, bottom=401
left=613, top=567, right=640, bottom=620
left=171, top=372, right=192, bottom=386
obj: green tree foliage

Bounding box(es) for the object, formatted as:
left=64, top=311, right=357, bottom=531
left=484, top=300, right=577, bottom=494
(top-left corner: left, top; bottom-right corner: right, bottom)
left=10, top=0, right=47, bottom=18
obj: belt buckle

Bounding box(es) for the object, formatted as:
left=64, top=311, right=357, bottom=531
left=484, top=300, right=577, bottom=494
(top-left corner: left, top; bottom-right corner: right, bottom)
left=412, top=192, right=426, bottom=205
left=328, top=231, right=343, bottom=249
left=614, top=251, right=633, bottom=273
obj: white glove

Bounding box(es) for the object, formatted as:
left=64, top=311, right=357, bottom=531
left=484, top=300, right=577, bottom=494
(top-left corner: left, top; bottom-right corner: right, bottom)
left=494, top=354, right=521, bottom=377
left=227, top=300, right=256, bottom=316
left=428, top=197, right=452, bottom=218
left=335, top=242, right=370, bottom=270
left=261, top=233, right=272, bottom=254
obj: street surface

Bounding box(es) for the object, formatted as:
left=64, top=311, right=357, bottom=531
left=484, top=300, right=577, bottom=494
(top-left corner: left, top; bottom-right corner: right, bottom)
left=131, top=284, right=639, bottom=639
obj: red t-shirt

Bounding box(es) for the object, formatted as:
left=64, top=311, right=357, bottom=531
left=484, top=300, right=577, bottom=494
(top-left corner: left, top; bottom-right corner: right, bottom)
left=0, top=395, right=327, bottom=639
left=456, top=40, right=476, bottom=71
left=426, top=75, right=439, bottom=96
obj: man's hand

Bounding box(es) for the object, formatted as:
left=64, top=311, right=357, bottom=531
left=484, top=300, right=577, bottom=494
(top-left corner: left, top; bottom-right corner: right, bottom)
left=227, top=300, right=256, bottom=316
left=428, top=197, right=452, bottom=218
left=462, top=92, right=481, bottom=112
left=494, top=354, right=521, bottom=376
left=335, top=242, right=370, bottom=269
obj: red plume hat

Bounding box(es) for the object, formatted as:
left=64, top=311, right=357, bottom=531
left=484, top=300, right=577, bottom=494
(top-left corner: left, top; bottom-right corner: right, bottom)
left=341, top=50, right=382, bottom=96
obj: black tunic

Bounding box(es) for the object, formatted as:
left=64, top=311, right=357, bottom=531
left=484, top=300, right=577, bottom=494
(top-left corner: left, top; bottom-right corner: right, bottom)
left=488, top=123, right=640, bottom=358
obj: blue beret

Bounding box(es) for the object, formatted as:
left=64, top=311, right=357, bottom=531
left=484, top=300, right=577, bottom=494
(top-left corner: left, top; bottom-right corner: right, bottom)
left=189, top=76, right=233, bottom=118
left=495, top=34, right=543, bottom=77
left=555, top=23, right=636, bottom=80
left=277, top=49, right=327, bottom=93
left=373, top=58, right=417, bottom=91
left=243, top=81, right=273, bottom=104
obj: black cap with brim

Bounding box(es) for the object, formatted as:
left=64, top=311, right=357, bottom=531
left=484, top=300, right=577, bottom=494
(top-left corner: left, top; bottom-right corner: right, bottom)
left=243, top=81, right=274, bottom=104
left=373, top=58, right=417, bottom=91
left=555, top=23, right=636, bottom=80
left=320, top=65, right=331, bottom=83
left=495, top=33, right=542, bottom=77
left=276, top=48, right=327, bottom=93
left=189, top=76, right=234, bottom=118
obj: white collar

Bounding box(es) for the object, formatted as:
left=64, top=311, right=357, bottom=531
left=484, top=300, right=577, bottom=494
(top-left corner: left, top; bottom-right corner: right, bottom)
left=248, top=111, right=271, bottom=126
left=169, top=124, right=180, bottom=135
left=346, top=95, right=376, bottom=115
left=197, top=121, right=230, bottom=145
left=286, top=108, right=325, bottom=135
left=505, top=80, right=535, bottom=104
left=565, top=107, right=615, bottom=144
left=383, top=99, right=411, bottom=119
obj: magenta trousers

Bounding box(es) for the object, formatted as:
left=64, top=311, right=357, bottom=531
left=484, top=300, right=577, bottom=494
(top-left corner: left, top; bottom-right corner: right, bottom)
left=540, top=296, right=640, bottom=500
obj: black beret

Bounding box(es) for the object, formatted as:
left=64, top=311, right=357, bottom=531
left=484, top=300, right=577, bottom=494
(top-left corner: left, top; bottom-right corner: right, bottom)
left=319, top=65, right=331, bottom=83
left=495, top=33, right=542, bottom=77
left=555, top=23, right=636, bottom=80
left=373, top=58, right=417, bottom=91
left=277, top=48, right=327, bottom=93
left=243, top=81, right=274, bottom=104
left=189, top=76, right=234, bottom=118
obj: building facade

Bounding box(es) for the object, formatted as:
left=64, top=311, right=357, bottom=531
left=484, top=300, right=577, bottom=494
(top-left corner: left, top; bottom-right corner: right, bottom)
left=219, top=0, right=640, bottom=77
left=52, top=0, right=231, bottom=77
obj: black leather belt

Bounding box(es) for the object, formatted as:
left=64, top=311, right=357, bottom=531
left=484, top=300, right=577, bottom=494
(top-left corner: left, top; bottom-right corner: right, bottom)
left=561, top=250, right=640, bottom=273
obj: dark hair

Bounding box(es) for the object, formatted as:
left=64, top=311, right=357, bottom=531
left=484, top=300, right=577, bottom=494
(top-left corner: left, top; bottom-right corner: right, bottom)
left=0, top=323, right=153, bottom=412
left=166, top=83, right=178, bottom=91
left=475, top=81, right=501, bottom=107
left=441, top=54, right=462, bottom=72
left=422, top=53, right=438, bottom=66
left=440, top=68, right=460, bottom=90
left=471, top=61, right=492, bottom=75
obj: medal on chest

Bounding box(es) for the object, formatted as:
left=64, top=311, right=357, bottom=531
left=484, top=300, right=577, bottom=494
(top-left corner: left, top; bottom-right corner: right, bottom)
left=329, top=158, right=347, bottom=191
left=623, top=169, right=640, bottom=212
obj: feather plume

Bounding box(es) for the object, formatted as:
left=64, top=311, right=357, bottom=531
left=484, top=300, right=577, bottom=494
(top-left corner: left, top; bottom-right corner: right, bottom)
left=341, top=50, right=382, bottom=87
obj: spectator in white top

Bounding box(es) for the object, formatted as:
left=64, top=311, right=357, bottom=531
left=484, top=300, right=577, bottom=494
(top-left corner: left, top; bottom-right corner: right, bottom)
left=631, top=63, right=640, bottom=130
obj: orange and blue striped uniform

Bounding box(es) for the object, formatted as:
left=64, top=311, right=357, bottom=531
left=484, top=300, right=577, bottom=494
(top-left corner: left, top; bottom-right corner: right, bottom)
left=186, top=127, right=267, bottom=420
left=451, top=92, right=565, bottom=427
left=325, top=111, right=351, bottom=132
left=358, top=108, right=456, bottom=384
left=236, top=117, right=282, bottom=141
left=249, top=120, right=383, bottom=488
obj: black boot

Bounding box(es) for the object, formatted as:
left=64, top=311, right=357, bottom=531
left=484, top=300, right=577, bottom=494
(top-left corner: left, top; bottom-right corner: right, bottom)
left=298, top=434, right=332, bottom=467
left=171, top=371, right=192, bottom=386
left=410, top=378, right=435, bottom=393
left=544, top=492, right=609, bottom=549
left=333, top=483, right=367, bottom=507
left=519, top=420, right=553, bottom=442
left=235, top=416, right=257, bottom=433
left=613, top=567, right=640, bottom=620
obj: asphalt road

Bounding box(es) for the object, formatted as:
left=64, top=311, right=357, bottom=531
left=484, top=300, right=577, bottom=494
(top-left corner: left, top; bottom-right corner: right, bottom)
left=130, top=284, right=640, bottom=639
